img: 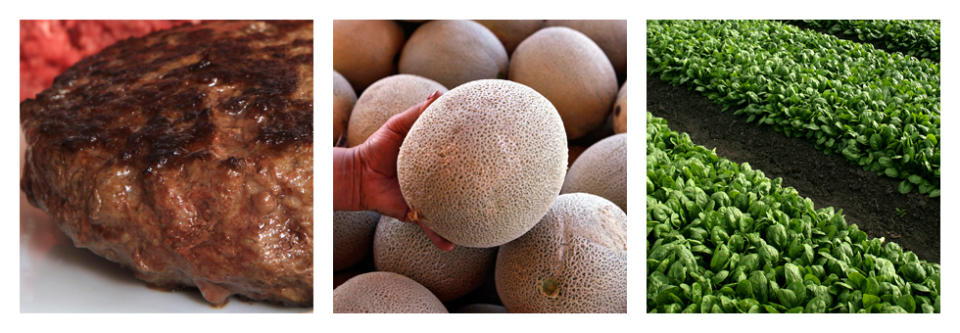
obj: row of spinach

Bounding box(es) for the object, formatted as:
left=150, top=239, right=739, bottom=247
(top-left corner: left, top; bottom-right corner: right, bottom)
left=647, top=113, right=940, bottom=313
left=792, top=20, right=939, bottom=61
left=647, top=20, right=940, bottom=196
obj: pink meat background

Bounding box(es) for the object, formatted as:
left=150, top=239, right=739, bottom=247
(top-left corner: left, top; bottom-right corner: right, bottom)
left=20, top=20, right=197, bottom=101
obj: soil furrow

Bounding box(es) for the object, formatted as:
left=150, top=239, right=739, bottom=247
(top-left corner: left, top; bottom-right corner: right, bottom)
left=647, top=74, right=940, bottom=262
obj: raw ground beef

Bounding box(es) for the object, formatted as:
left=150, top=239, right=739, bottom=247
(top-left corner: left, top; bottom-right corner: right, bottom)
left=20, top=20, right=197, bottom=101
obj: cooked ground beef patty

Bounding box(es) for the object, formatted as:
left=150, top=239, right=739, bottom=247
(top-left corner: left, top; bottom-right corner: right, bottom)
left=20, top=20, right=313, bottom=306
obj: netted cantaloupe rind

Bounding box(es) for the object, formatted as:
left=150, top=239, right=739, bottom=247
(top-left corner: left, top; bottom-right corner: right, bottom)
left=474, top=20, right=545, bottom=55
left=333, top=271, right=448, bottom=313
left=544, top=20, right=627, bottom=80
left=495, top=193, right=627, bottom=313
left=397, top=79, right=567, bottom=248
left=508, top=26, right=618, bottom=140
left=346, top=74, right=447, bottom=147
left=561, top=133, right=627, bottom=212
left=398, top=20, right=509, bottom=89
left=333, top=70, right=356, bottom=145
left=373, top=216, right=496, bottom=301
left=333, top=210, right=379, bottom=271
left=332, top=20, right=405, bottom=92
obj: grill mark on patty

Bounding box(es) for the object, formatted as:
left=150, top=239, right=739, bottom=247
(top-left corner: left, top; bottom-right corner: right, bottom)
left=21, top=20, right=313, bottom=174
left=20, top=20, right=314, bottom=306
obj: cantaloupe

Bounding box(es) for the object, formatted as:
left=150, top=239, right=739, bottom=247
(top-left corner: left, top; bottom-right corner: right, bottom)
left=612, top=82, right=627, bottom=133
left=346, top=74, right=447, bottom=147
left=333, top=210, right=379, bottom=271
left=456, top=303, right=508, bottom=313
left=333, top=71, right=357, bottom=145
left=495, top=193, right=627, bottom=313
left=545, top=20, right=627, bottom=81
left=509, top=27, right=618, bottom=140
left=333, top=20, right=405, bottom=92
left=397, top=79, right=567, bottom=248
left=373, top=216, right=496, bottom=301
left=474, top=20, right=545, bottom=54
left=333, top=271, right=448, bottom=313
left=398, top=20, right=508, bottom=89
left=562, top=133, right=627, bottom=212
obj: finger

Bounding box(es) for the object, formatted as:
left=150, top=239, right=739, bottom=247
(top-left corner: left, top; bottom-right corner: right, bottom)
left=378, top=204, right=409, bottom=225
left=382, top=90, right=442, bottom=138
left=418, top=222, right=455, bottom=251
left=363, top=184, right=410, bottom=222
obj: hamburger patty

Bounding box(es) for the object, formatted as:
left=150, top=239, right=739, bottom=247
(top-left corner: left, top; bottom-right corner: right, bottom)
left=20, top=20, right=197, bottom=101
left=20, top=20, right=313, bottom=306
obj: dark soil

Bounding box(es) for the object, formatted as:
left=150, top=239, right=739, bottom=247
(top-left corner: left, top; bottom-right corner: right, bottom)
left=648, top=75, right=940, bottom=263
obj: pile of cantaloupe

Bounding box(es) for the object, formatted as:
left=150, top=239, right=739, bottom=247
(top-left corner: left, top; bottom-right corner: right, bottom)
left=332, top=20, right=628, bottom=313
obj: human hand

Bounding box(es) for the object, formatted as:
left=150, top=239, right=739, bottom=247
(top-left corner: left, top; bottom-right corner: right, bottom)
left=348, top=90, right=454, bottom=251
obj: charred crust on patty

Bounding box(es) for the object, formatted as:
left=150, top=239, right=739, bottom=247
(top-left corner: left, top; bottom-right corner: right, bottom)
left=20, top=20, right=314, bottom=306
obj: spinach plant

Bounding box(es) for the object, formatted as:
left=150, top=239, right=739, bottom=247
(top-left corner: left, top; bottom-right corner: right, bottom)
left=798, top=20, right=939, bottom=61
left=647, top=20, right=940, bottom=196
left=647, top=113, right=940, bottom=313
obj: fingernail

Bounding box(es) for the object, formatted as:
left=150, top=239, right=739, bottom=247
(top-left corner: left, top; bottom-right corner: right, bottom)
left=427, top=90, right=440, bottom=101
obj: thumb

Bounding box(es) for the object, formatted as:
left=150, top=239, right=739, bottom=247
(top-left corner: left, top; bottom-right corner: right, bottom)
left=382, top=90, right=442, bottom=138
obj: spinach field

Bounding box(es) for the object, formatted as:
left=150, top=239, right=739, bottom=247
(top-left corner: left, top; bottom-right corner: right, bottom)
left=647, top=20, right=940, bottom=313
